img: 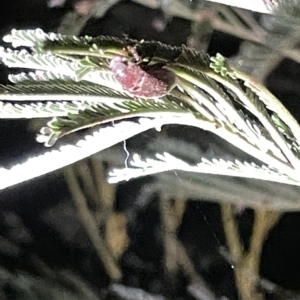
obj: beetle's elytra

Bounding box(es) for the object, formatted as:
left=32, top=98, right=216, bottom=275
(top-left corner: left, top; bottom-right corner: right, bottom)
left=109, top=56, right=176, bottom=98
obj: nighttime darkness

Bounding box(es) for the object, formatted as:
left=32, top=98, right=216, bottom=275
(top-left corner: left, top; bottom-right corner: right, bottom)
left=1, top=0, right=300, bottom=299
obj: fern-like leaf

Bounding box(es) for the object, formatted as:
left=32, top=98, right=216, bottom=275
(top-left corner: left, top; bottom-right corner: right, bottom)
left=0, top=82, right=132, bottom=102
left=37, top=98, right=196, bottom=146
left=0, top=118, right=159, bottom=190
left=0, top=101, right=84, bottom=118
left=109, top=151, right=300, bottom=186
left=1, top=28, right=300, bottom=191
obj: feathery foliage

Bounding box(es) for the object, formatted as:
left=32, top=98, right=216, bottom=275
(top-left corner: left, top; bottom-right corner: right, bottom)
left=1, top=28, right=300, bottom=189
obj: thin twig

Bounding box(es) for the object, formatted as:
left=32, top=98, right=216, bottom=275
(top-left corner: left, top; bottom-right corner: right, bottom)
left=160, top=196, right=180, bottom=274
left=64, top=165, right=122, bottom=281
left=246, top=209, right=281, bottom=271
left=159, top=195, right=217, bottom=299
left=90, top=157, right=115, bottom=224
left=221, top=203, right=281, bottom=300
left=132, top=0, right=276, bottom=15
left=205, top=0, right=277, bottom=14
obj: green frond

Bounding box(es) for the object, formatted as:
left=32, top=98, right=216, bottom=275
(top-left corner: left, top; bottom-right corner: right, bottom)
left=272, top=113, right=300, bottom=156
left=175, top=45, right=211, bottom=71
left=3, top=29, right=183, bottom=61
left=0, top=48, right=81, bottom=74
left=109, top=151, right=300, bottom=186
left=2, top=27, right=300, bottom=189
left=3, top=28, right=124, bottom=57
left=37, top=33, right=125, bottom=56
left=135, top=40, right=182, bottom=61
left=77, top=69, right=121, bottom=90
left=3, top=28, right=52, bottom=48
left=0, top=101, right=84, bottom=118
left=244, top=86, right=266, bottom=113
left=0, top=118, right=159, bottom=190
left=209, top=53, right=237, bottom=79
left=0, top=82, right=131, bottom=101
left=38, top=98, right=196, bottom=147
left=272, top=113, right=294, bottom=138
left=234, top=68, right=300, bottom=148
left=0, top=82, right=142, bottom=119
left=173, top=68, right=263, bottom=145
left=8, top=71, right=77, bottom=84
left=1, top=48, right=121, bottom=89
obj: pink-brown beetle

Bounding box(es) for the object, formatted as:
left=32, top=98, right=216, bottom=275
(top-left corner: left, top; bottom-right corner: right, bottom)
left=109, top=50, right=176, bottom=98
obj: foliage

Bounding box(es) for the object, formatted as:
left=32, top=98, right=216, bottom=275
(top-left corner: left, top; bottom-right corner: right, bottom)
left=1, top=28, right=300, bottom=189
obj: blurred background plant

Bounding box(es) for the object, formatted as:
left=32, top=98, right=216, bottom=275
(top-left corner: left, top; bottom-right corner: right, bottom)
left=2, top=0, right=300, bottom=299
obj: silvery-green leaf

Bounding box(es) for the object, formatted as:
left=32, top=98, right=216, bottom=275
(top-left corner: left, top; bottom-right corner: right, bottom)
left=0, top=118, right=159, bottom=190
left=109, top=151, right=300, bottom=186
left=38, top=98, right=196, bottom=146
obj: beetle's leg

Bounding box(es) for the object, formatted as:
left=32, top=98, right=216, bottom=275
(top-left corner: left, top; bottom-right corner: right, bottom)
left=126, top=45, right=140, bottom=62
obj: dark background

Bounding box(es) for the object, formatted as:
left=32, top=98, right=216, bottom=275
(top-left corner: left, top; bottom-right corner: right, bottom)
left=1, top=1, right=300, bottom=299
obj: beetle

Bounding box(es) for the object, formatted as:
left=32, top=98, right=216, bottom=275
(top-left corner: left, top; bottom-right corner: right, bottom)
left=109, top=46, right=176, bottom=98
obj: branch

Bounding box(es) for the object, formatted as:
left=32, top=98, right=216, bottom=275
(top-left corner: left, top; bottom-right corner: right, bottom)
left=64, top=165, right=122, bottom=281
left=0, top=118, right=158, bottom=190
left=132, top=0, right=276, bottom=15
